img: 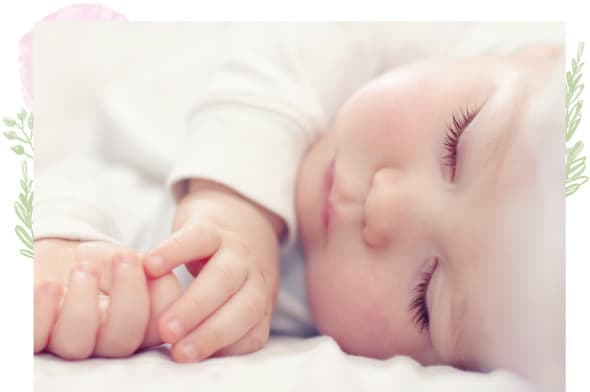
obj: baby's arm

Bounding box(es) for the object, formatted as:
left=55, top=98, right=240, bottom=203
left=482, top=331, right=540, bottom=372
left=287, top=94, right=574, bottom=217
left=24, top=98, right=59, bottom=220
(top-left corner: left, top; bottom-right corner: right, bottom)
left=142, top=178, right=284, bottom=362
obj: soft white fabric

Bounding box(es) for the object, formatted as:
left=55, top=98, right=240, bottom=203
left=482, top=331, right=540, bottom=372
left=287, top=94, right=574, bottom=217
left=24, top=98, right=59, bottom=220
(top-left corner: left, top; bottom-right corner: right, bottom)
left=34, top=336, right=533, bottom=392
left=272, top=240, right=317, bottom=336
left=34, top=22, right=563, bottom=388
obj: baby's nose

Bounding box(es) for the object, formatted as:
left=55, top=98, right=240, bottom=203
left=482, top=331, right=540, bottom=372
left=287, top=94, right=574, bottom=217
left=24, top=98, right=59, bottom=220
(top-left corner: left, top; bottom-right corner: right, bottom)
left=362, top=167, right=415, bottom=248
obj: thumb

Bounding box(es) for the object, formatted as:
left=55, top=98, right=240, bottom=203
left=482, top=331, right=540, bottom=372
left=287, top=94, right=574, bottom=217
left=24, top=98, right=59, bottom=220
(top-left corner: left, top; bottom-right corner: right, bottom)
left=143, top=221, right=222, bottom=278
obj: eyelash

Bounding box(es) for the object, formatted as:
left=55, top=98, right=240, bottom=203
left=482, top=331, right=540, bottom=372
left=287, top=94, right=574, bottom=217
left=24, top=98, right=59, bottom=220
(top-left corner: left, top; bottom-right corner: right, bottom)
left=409, top=258, right=438, bottom=332
left=442, top=107, right=476, bottom=180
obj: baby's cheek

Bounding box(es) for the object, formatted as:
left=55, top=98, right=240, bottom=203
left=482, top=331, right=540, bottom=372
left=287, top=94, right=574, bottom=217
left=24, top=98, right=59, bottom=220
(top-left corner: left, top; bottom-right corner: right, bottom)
left=307, top=257, right=428, bottom=360
left=306, top=260, right=391, bottom=357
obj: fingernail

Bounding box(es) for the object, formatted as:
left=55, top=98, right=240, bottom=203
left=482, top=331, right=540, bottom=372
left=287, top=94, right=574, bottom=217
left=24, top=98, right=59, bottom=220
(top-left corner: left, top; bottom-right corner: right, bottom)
left=72, top=270, right=88, bottom=281
left=147, top=255, right=164, bottom=271
left=166, top=319, right=184, bottom=340
left=38, top=281, right=62, bottom=297
left=181, top=342, right=198, bottom=361
left=73, top=263, right=97, bottom=280
left=115, top=254, right=138, bottom=269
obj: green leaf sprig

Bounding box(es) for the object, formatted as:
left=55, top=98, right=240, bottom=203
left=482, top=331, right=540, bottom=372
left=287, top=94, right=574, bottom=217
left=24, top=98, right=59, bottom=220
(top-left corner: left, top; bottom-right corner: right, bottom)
left=3, top=107, right=34, bottom=258
left=15, top=161, right=33, bottom=258
left=566, top=42, right=588, bottom=197
left=3, top=108, right=34, bottom=159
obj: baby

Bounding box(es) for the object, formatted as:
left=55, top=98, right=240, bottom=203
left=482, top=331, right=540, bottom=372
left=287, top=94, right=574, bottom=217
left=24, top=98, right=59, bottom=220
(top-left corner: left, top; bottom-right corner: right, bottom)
left=33, top=23, right=564, bottom=391
left=298, top=48, right=564, bottom=390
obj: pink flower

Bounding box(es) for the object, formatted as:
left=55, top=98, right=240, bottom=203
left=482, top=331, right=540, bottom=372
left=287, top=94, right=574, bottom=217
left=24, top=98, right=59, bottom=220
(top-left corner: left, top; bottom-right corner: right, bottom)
left=19, top=4, right=127, bottom=109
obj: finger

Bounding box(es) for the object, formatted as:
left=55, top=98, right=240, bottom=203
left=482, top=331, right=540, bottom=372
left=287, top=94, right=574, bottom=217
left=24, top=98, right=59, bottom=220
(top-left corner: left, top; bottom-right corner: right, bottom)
left=157, top=248, right=248, bottom=344
left=74, top=241, right=134, bottom=293
left=140, top=272, right=182, bottom=349
left=212, top=317, right=270, bottom=358
left=34, top=281, right=63, bottom=353
left=144, top=222, right=221, bottom=277
left=47, top=263, right=100, bottom=360
left=94, top=254, right=150, bottom=357
left=169, top=277, right=267, bottom=362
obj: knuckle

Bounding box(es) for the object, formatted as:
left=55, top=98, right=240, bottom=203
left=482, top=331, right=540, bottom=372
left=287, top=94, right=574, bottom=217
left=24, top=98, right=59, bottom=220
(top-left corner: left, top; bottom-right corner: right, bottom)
left=214, top=257, right=245, bottom=293
left=250, top=265, right=277, bottom=303
left=228, top=236, right=251, bottom=258
left=74, top=241, right=117, bottom=280
left=241, top=292, right=265, bottom=321
left=34, top=281, right=61, bottom=303
left=195, top=222, right=219, bottom=246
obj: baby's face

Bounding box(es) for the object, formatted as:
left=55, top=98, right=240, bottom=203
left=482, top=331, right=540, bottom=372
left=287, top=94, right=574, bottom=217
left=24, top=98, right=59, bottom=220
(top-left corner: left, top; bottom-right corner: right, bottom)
left=296, top=48, right=564, bottom=385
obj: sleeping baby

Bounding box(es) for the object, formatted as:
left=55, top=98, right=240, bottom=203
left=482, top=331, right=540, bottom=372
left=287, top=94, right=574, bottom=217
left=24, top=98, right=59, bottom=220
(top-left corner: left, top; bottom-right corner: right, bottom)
left=33, top=23, right=564, bottom=392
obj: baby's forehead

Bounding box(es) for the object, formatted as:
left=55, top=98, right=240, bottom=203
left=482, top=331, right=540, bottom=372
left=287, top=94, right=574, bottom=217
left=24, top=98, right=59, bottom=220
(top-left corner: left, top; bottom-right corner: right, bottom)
left=351, top=56, right=501, bottom=102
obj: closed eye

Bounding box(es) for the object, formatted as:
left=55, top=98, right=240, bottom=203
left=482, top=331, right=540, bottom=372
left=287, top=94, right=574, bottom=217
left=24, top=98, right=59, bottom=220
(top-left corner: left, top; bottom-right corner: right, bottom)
left=442, top=107, right=478, bottom=181
left=409, top=258, right=439, bottom=332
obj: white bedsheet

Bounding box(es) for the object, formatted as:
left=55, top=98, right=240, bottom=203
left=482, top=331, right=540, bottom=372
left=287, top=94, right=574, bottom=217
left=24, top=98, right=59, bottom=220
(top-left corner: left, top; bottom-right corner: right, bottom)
left=35, top=335, right=532, bottom=392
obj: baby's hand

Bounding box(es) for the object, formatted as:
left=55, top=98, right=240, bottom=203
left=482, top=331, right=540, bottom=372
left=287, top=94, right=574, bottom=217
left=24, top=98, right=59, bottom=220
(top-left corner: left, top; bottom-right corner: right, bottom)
left=143, top=180, right=283, bottom=362
left=34, top=238, right=182, bottom=359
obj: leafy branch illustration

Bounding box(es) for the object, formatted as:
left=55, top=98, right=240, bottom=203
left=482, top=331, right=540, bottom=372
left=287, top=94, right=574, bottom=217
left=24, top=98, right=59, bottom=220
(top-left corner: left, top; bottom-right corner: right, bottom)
left=3, top=108, right=34, bottom=258
left=566, top=42, right=588, bottom=197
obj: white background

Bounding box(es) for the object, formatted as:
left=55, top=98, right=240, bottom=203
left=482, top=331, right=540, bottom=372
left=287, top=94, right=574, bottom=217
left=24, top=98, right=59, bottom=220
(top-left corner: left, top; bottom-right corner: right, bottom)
left=0, top=1, right=587, bottom=391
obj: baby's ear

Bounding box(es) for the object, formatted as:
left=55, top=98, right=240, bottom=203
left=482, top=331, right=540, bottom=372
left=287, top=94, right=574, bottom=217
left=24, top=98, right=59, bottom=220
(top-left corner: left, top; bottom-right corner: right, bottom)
left=517, top=43, right=564, bottom=58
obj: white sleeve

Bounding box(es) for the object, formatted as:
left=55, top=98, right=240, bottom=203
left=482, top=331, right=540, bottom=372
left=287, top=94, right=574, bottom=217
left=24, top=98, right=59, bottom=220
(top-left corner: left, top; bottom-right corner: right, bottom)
left=34, top=107, right=168, bottom=247
left=34, top=158, right=164, bottom=246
